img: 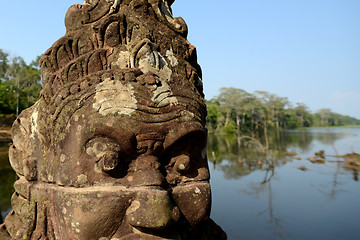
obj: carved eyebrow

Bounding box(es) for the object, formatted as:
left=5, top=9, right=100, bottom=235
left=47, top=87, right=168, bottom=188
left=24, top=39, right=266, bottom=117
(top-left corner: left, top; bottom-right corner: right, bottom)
left=85, top=136, right=121, bottom=150
left=162, top=130, right=206, bottom=156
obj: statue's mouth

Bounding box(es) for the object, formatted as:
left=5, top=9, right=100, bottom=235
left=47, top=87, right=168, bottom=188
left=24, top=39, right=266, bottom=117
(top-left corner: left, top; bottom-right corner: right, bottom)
left=116, top=232, right=181, bottom=240
left=109, top=181, right=211, bottom=240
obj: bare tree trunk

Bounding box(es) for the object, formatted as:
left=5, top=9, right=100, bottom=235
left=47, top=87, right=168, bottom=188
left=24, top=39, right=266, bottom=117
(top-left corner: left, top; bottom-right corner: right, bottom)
left=225, top=138, right=231, bottom=153
left=236, top=113, right=241, bottom=130
left=264, top=118, right=269, bottom=152
left=16, top=87, right=20, bottom=117
left=216, top=122, right=222, bottom=131
left=225, top=111, right=230, bottom=127
left=237, top=133, right=241, bottom=150
left=251, top=108, right=255, bottom=131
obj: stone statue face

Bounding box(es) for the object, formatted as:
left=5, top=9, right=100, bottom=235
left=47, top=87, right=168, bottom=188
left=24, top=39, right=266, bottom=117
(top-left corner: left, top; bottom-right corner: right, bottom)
left=0, top=0, right=226, bottom=239
left=45, top=102, right=211, bottom=239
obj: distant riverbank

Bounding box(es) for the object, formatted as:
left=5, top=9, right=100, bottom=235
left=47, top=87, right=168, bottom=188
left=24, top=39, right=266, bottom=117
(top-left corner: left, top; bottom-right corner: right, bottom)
left=0, top=129, right=11, bottom=143
left=301, top=125, right=360, bottom=129
left=0, top=115, right=14, bottom=143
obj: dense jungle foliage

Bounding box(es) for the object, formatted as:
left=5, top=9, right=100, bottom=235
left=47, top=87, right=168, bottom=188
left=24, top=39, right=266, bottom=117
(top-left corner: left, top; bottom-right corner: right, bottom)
left=0, top=49, right=42, bottom=116
left=206, top=87, right=360, bottom=134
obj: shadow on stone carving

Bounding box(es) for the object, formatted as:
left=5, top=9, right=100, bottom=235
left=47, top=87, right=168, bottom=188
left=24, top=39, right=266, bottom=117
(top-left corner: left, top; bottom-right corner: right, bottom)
left=0, top=0, right=227, bottom=239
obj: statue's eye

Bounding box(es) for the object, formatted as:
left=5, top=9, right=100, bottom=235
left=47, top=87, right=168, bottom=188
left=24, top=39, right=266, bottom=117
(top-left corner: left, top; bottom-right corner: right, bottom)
left=86, top=138, right=121, bottom=173
left=171, top=154, right=191, bottom=173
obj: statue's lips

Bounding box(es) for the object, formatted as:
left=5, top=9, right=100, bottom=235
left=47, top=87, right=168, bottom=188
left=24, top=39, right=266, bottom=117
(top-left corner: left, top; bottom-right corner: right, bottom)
left=111, top=181, right=211, bottom=240
left=108, top=180, right=211, bottom=193
left=117, top=233, right=180, bottom=240
left=34, top=180, right=209, bottom=192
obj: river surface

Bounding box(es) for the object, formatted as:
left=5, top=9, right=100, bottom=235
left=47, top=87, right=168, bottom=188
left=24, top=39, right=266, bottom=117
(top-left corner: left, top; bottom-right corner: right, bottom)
left=1, top=128, right=359, bottom=239
left=208, top=128, right=360, bottom=240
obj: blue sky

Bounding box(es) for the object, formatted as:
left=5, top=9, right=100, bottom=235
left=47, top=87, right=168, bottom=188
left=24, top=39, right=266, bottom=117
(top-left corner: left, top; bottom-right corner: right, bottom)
left=1, top=0, right=359, bottom=118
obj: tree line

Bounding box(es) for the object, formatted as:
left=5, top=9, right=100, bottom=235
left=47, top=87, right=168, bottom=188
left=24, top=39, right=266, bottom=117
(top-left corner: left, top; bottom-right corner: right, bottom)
left=206, top=87, right=360, bottom=134
left=0, top=49, right=42, bottom=116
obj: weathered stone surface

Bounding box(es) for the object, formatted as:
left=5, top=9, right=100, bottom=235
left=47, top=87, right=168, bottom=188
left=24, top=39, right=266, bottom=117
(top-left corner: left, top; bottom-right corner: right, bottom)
left=0, top=0, right=226, bottom=239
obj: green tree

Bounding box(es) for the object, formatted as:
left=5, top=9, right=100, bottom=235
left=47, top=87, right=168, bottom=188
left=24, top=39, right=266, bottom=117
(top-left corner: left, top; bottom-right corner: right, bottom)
left=287, top=103, right=313, bottom=128
left=253, top=91, right=272, bottom=149
left=0, top=81, right=11, bottom=112
left=0, top=49, right=9, bottom=81
left=206, top=99, right=225, bottom=131
left=0, top=49, right=42, bottom=115
left=316, top=108, right=332, bottom=127
left=21, top=57, right=42, bottom=109
left=7, top=56, right=27, bottom=115
left=217, top=87, right=253, bottom=131
left=205, top=87, right=359, bottom=134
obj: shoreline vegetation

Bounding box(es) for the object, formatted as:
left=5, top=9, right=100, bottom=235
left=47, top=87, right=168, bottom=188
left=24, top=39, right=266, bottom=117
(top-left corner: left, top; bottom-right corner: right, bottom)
left=0, top=49, right=42, bottom=117
left=0, top=130, right=11, bottom=143
left=208, top=125, right=360, bottom=135
left=206, top=87, right=360, bottom=135
left=301, top=125, right=360, bottom=129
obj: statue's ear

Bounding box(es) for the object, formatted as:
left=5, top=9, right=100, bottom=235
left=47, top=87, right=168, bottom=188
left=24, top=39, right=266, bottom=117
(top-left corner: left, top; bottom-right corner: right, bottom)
left=3, top=103, right=43, bottom=239
left=3, top=177, right=37, bottom=239
left=9, top=103, right=40, bottom=181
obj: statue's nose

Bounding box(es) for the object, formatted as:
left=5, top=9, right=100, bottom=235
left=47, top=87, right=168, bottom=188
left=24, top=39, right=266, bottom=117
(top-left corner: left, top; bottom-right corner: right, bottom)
left=125, top=190, right=180, bottom=229
left=126, top=155, right=166, bottom=186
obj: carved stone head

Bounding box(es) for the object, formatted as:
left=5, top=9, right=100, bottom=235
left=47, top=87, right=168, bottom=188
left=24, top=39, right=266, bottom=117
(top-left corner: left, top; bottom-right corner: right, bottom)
left=0, top=0, right=226, bottom=239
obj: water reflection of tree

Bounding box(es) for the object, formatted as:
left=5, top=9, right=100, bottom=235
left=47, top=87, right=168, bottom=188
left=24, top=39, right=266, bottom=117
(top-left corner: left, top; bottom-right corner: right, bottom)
left=208, top=129, right=356, bottom=180
left=0, top=146, right=16, bottom=223
left=279, top=130, right=314, bottom=153
left=208, top=129, right=359, bottom=238
left=311, top=160, right=347, bottom=201
left=239, top=167, right=287, bottom=238
left=259, top=168, right=287, bottom=238
left=314, top=129, right=348, bottom=145
left=207, top=132, right=300, bottom=180
left=308, top=130, right=358, bottom=198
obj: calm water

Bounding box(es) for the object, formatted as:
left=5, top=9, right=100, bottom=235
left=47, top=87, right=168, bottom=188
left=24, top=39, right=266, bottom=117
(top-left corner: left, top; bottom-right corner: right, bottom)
left=1, top=128, right=359, bottom=239
left=208, top=128, right=360, bottom=240
left=0, top=143, right=16, bottom=223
